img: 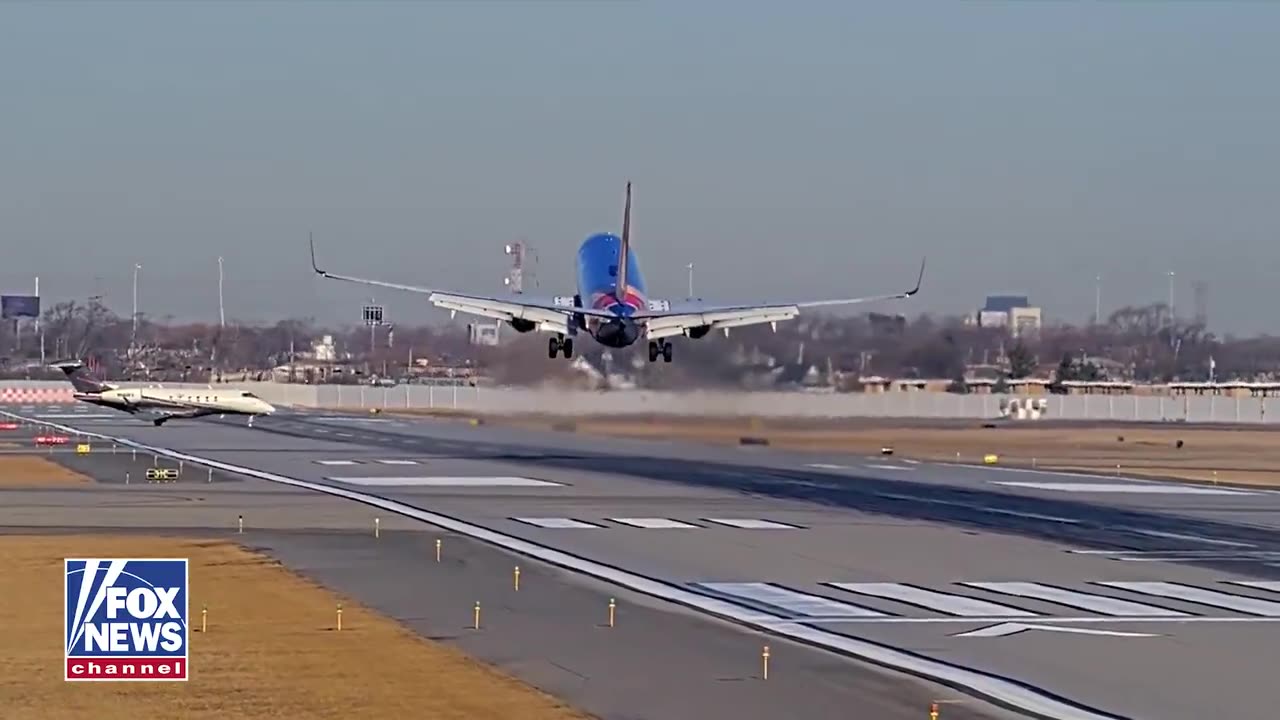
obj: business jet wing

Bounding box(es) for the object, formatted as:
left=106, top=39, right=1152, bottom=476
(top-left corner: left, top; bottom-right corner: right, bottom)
left=641, top=259, right=926, bottom=340
left=308, top=236, right=620, bottom=329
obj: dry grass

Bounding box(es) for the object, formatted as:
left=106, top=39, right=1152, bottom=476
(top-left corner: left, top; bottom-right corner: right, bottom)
left=0, top=535, right=592, bottom=720
left=0, top=455, right=92, bottom=487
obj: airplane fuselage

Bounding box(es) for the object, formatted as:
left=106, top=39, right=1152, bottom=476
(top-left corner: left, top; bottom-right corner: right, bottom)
left=575, top=232, right=647, bottom=348
left=73, top=386, right=276, bottom=424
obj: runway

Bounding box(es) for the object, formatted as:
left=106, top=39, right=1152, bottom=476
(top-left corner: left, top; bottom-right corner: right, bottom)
left=10, top=404, right=1280, bottom=719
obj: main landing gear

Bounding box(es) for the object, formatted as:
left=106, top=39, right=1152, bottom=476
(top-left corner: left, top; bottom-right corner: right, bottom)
left=549, top=335, right=575, bottom=359
left=648, top=340, right=673, bottom=363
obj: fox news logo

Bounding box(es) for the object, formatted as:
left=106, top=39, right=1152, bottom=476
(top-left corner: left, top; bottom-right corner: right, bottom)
left=64, top=558, right=188, bottom=681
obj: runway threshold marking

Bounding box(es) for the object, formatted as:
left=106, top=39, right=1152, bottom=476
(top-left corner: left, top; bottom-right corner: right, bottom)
left=828, top=582, right=1039, bottom=618
left=513, top=517, right=603, bottom=529
left=703, top=518, right=800, bottom=530
left=610, top=517, right=700, bottom=529
left=2, top=410, right=1130, bottom=720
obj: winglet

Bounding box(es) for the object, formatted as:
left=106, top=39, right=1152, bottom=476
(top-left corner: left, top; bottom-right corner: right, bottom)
left=309, top=232, right=326, bottom=276
left=905, top=257, right=926, bottom=297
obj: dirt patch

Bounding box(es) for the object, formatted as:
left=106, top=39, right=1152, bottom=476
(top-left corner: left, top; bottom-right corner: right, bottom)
left=0, top=535, right=591, bottom=720
left=0, top=455, right=92, bottom=487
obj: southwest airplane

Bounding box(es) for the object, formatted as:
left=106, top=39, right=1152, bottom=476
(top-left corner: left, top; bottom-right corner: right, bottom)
left=310, top=183, right=924, bottom=362
left=53, top=361, right=276, bottom=426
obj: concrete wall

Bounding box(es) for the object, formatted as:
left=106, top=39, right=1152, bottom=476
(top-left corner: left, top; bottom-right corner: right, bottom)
left=3, top=378, right=1277, bottom=424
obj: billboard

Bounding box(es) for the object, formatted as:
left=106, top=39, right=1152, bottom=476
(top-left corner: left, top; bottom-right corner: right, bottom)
left=1, top=295, right=39, bottom=319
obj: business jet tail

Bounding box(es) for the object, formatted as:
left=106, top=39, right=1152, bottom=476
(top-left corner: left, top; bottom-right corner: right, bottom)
left=51, top=360, right=116, bottom=394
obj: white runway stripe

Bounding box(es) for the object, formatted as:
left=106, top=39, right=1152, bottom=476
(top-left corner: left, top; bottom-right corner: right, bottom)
left=993, top=481, right=1252, bottom=496
left=865, top=464, right=911, bottom=471
left=695, top=582, right=887, bottom=617
left=1129, top=529, right=1256, bottom=548
left=703, top=518, right=799, bottom=529
left=513, top=517, right=602, bottom=529
left=375, top=459, right=419, bottom=465
left=829, top=582, right=1038, bottom=617
left=1097, top=581, right=1280, bottom=616
left=329, top=476, right=563, bottom=487
left=962, top=582, right=1188, bottom=617
left=610, top=517, right=700, bottom=529
left=315, top=459, right=360, bottom=465
left=1227, top=580, right=1280, bottom=594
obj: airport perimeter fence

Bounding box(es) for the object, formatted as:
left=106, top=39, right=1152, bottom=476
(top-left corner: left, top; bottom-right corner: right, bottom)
left=4, top=378, right=1280, bottom=424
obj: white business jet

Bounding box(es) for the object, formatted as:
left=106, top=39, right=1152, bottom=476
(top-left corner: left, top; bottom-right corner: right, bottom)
left=53, top=361, right=276, bottom=427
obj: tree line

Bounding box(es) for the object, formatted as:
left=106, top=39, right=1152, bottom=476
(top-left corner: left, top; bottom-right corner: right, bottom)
left=0, top=297, right=1270, bottom=388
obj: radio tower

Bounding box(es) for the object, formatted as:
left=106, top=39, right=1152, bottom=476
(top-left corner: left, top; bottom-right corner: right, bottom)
left=1193, top=280, right=1208, bottom=327
left=504, top=240, right=539, bottom=293
left=504, top=241, right=526, bottom=293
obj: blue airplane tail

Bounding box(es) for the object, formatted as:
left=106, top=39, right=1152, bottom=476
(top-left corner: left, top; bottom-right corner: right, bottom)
left=616, top=182, right=632, bottom=303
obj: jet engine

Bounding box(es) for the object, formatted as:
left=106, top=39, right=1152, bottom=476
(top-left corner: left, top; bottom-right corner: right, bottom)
left=507, top=318, right=536, bottom=333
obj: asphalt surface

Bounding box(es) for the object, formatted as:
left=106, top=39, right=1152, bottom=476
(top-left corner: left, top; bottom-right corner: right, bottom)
left=11, top=402, right=1280, bottom=719
left=0, top=407, right=1012, bottom=720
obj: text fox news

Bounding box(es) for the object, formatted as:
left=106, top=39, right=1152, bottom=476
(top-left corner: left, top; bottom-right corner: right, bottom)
left=64, top=558, right=189, bottom=681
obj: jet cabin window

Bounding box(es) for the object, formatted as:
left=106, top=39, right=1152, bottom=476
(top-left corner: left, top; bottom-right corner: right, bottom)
left=608, top=264, right=618, bottom=277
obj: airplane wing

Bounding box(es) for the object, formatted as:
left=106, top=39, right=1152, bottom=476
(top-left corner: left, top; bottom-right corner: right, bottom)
left=308, top=235, right=620, bottom=329
left=641, top=259, right=926, bottom=340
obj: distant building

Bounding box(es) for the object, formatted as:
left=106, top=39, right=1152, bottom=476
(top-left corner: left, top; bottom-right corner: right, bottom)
left=468, top=322, right=501, bottom=346
left=311, top=335, right=337, bottom=362
left=978, top=295, right=1041, bottom=337
left=983, top=295, right=1029, bottom=313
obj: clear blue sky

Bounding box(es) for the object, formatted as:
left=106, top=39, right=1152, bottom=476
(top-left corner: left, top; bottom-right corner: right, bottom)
left=2, top=1, right=1277, bottom=334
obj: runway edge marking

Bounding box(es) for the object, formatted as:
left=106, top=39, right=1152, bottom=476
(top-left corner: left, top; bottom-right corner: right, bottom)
left=1, top=411, right=1125, bottom=720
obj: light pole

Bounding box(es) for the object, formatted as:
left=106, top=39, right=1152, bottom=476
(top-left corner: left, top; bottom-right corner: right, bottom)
left=132, top=263, right=142, bottom=349
left=687, top=263, right=694, bottom=299
left=1094, top=274, right=1101, bottom=325
left=218, top=256, right=225, bottom=328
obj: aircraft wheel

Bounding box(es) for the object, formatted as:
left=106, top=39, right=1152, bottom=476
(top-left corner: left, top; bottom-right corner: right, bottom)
left=548, top=337, right=560, bottom=358
left=563, top=338, right=574, bottom=359
left=648, top=341, right=659, bottom=362
left=662, top=342, right=673, bottom=363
